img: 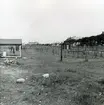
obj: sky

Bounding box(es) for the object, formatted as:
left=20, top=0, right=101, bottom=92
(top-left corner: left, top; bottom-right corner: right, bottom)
left=0, top=0, right=104, bottom=43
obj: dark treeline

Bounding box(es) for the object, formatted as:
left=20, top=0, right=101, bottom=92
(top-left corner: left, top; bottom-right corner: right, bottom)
left=64, top=32, right=104, bottom=46
left=25, top=32, right=104, bottom=47
left=77, top=32, right=104, bottom=46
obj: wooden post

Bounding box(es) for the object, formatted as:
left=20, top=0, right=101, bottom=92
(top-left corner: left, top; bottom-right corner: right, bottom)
left=77, top=45, right=79, bottom=58
left=60, top=44, right=63, bottom=61
left=84, top=45, right=88, bottom=62
left=19, top=45, right=22, bottom=57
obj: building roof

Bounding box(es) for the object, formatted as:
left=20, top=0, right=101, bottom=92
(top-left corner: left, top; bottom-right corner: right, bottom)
left=0, top=39, right=22, bottom=45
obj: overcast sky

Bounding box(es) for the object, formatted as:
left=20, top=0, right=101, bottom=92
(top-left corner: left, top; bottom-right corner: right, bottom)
left=0, top=0, right=104, bottom=43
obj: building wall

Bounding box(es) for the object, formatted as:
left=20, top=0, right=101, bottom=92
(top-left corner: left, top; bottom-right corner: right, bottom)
left=0, top=45, right=21, bottom=57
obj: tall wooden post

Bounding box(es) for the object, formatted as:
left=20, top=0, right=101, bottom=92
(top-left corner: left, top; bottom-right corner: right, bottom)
left=19, top=45, right=22, bottom=57
left=60, top=44, right=63, bottom=61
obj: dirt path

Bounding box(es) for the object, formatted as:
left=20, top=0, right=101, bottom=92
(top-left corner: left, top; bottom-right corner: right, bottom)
left=0, top=64, right=28, bottom=105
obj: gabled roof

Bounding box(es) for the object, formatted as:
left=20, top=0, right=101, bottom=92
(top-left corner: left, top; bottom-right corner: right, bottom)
left=0, top=39, right=22, bottom=45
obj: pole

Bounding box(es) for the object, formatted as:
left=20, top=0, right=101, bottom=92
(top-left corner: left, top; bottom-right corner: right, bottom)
left=84, top=45, right=88, bottom=62
left=19, top=45, right=22, bottom=57
left=60, top=44, right=63, bottom=61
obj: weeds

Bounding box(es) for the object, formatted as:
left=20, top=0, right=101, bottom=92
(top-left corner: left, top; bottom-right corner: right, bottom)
left=24, top=71, right=104, bottom=105
left=73, top=79, right=104, bottom=105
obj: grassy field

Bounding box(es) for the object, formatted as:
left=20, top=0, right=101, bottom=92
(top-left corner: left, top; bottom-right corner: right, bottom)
left=0, top=47, right=104, bottom=105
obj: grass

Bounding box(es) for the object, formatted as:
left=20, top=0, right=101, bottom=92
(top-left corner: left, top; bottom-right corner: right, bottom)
left=73, top=79, right=104, bottom=105
left=22, top=68, right=104, bottom=105
left=98, top=78, right=104, bottom=86
left=0, top=48, right=104, bottom=105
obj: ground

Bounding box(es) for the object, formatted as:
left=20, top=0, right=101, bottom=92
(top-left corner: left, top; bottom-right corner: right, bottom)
left=0, top=48, right=104, bottom=105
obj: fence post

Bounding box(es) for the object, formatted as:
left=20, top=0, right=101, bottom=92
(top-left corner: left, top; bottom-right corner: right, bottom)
left=60, top=44, right=63, bottom=61
left=84, top=45, right=88, bottom=62
left=77, top=45, right=79, bottom=58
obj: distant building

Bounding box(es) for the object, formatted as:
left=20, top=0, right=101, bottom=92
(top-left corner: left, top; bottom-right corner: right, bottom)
left=0, top=39, right=22, bottom=57
left=28, top=42, right=39, bottom=45
left=51, top=43, right=60, bottom=46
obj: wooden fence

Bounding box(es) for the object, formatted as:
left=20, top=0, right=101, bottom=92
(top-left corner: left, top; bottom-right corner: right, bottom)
left=24, top=45, right=104, bottom=61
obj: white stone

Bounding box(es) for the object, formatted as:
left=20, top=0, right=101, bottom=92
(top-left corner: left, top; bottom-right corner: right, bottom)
left=16, top=78, right=25, bottom=83
left=42, top=73, right=49, bottom=78
left=23, top=57, right=27, bottom=59
left=4, top=58, right=9, bottom=63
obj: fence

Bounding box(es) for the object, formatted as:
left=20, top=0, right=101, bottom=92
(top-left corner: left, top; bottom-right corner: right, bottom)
left=62, top=46, right=104, bottom=59
left=24, top=44, right=104, bottom=61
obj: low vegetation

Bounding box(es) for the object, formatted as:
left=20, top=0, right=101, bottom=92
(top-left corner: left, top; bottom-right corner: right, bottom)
left=0, top=48, right=104, bottom=105
left=22, top=69, right=104, bottom=105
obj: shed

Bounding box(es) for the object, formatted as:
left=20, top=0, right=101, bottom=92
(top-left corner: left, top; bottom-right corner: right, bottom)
left=0, top=39, right=22, bottom=57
